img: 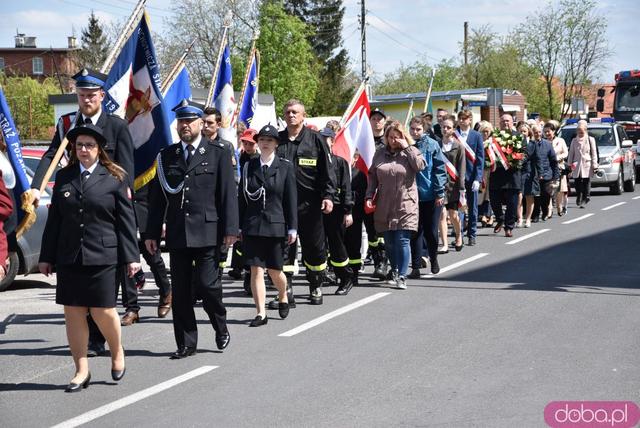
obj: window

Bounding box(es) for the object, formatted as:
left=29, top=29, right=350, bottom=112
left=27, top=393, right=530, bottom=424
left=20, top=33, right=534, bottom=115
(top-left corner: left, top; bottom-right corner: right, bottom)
left=32, top=57, right=43, bottom=75
left=0, top=57, right=4, bottom=71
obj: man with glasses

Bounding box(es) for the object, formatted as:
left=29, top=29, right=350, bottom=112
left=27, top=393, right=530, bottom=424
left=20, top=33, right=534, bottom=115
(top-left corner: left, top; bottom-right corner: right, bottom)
left=30, top=68, right=138, bottom=356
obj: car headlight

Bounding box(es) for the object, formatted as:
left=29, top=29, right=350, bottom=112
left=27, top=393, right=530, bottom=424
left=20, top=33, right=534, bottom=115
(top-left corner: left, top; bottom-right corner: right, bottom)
left=599, top=155, right=613, bottom=166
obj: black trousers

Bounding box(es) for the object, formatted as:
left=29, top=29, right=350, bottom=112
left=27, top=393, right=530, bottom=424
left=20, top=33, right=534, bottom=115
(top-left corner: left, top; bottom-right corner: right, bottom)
left=345, top=209, right=365, bottom=272
left=138, top=233, right=171, bottom=298
left=229, top=241, right=246, bottom=271
left=88, top=265, right=138, bottom=347
left=285, top=204, right=327, bottom=274
left=574, top=177, right=591, bottom=205
left=490, top=188, right=519, bottom=230
left=410, top=200, right=442, bottom=266
left=533, top=180, right=552, bottom=219
left=169, top=246, right=227, bottom=349
left=323, top=208, right=349, bottom=275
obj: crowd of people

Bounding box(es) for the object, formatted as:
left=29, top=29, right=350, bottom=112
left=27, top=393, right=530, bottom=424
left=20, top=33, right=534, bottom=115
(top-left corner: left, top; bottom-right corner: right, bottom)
left=24, top=67, right=604, bottom=392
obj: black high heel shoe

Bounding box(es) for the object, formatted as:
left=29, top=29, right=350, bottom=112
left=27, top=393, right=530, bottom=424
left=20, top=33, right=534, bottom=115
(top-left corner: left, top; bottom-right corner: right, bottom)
left=111, top=347, right=126, bottom=381
left=65, top=372, right=91, bottom=393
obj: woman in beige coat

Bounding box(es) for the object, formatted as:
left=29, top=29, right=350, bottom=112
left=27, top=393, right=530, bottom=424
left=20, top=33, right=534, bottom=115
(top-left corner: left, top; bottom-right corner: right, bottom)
left=366, top=120, right=425, bottom=289
left=567, top=120, right=598, bottom=208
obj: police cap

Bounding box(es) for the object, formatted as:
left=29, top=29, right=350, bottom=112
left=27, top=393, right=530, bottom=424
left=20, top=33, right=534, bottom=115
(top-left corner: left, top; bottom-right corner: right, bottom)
left=254, top=125, right=280, bottom=143
left=172, top=99, right=203, bottom=120
left=72, top=68, right=107, bottom=89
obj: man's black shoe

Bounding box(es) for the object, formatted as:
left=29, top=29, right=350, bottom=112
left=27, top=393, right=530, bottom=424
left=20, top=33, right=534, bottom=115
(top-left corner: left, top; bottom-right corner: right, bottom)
left=335, top=277, right=354, bottom=296
left=468, top=237, right=476, bottom=246
left=87, top=342, right=106, bottom=358
left=243, top=272, right=252, bottom=296
left=170, top=347, right=196, bottom=359
left=216, top=332, right=231, bottom=350
left=228, top=268, right=243, bottom=280
left=407, top=268, right=421, bottom=279
left=430, top=259, right=440, bottom=275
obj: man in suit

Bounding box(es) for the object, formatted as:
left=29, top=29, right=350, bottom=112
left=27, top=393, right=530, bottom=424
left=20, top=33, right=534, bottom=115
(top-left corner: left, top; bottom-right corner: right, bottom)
left=145, top=99, right=238, bottom=358
left=456, top=110, right=485, bottom=246
left=31, top=68, right=138, bottom=355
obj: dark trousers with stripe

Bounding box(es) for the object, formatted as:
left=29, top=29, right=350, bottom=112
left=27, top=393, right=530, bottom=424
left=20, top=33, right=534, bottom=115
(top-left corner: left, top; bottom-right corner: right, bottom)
left=323, top=207, right=349, bottom=276
left=284, top=202, right=327, bottom=283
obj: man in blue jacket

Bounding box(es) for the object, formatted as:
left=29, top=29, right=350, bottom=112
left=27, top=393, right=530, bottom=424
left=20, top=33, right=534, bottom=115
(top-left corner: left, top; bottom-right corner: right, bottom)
left=409, top=116, right=447, bottom=276
left=456, top=110, right=485, bottom=246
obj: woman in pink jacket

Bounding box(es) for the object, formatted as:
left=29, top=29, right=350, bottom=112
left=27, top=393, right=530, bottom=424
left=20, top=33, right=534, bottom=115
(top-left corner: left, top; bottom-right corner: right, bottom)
left=567, top=120, right=598, bottom=208
left=366, top=120, right=425, bottom=290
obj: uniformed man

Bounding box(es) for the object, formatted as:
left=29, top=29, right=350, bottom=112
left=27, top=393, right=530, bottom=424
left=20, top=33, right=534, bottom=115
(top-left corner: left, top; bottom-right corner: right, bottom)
left=368, top=108, right=389, bottom=280
left=145, top=99, right=238, bottom=358
left=30, top=68, right=138, bottom=356
left=273, top=99, right=335, bottom=305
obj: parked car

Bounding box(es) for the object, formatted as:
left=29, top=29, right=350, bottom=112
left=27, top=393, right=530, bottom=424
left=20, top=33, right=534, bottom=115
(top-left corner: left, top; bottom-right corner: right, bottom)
left=559, top=118, right=636, bottom=195
left=0, top=164, right=52, bottom=291
left=22, top=147, right=67, bottom=191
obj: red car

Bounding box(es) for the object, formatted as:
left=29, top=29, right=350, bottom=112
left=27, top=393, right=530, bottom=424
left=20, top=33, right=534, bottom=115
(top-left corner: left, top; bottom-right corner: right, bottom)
left=21, top=148, right=67, bottom=191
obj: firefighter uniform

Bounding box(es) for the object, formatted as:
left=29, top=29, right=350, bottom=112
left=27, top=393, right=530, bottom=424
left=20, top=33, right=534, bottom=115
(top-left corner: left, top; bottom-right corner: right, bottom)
left=276, top=125, right=335, bottom=305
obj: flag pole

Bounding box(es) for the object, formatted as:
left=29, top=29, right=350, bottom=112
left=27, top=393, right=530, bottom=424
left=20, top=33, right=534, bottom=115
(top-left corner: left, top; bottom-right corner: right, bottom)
left=100, top=0, right=147, bottom=73
left=404, top=98, right=415, bottom=129
left=422, top=68, right=436, bottom=113
left=339, top=78, right=368, bottom=127
left=161, top=39, right=196, bottom=95
left=205, top=11, right=233, bottom=107
left=233, top=30, right=260, bottom=124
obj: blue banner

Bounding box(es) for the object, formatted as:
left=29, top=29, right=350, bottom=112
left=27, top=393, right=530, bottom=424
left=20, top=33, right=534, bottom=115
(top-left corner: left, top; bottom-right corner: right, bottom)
left=162, top=64, right=192, bottom=143
left=0, top=88, right=31, bottom=222
left=238, top=50, right=259, bottom=127
left=102, top=12, right=173, bottom=190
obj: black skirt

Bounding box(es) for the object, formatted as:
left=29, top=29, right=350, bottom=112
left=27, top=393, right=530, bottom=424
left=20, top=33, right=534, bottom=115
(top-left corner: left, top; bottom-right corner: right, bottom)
left=56, top=264, right=117, bottom=307
left=243, top=236, right=285, bottom=270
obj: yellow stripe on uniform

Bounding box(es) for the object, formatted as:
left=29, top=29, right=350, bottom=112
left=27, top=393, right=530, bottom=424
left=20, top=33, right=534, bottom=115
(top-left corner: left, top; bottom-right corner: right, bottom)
left=330, top=259, right=349, bottom=268
left=348, top=259, right=362, bottom=265
left=304, top=261, right=327, bottom=271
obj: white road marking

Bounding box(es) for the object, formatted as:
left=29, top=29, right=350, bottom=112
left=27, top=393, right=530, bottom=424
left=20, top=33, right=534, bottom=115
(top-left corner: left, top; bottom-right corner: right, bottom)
left=279, top=292, right=390, bottom=337
left=505, top=229, right=550, bottom=245
left=434, top=252, right=490, bottom=275
left=602, top=202, right=627, bottom=211
left=632, top=196, right=640, bottom=200
left=562, top=213, right=595, bottom=224
left=50, top=366, right=218, bottom=428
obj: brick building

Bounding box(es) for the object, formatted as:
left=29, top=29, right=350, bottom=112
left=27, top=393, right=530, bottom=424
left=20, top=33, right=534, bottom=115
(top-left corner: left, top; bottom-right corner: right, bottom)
left=0, top=34, right=79, bottom=91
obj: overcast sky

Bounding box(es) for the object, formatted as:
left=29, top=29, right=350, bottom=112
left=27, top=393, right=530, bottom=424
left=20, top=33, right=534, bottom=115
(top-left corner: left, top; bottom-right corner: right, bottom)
left=1, top=0, right=637, bottom=85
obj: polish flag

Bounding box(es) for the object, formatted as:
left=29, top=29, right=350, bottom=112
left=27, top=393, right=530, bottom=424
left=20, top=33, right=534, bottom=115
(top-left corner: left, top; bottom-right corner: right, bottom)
left=333, top=83, right=375, bottom=174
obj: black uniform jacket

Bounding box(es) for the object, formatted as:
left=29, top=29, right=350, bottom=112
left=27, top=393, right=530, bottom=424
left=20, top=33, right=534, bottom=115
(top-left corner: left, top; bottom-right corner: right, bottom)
left=146, top=139, right=239, bottom=249
left=239, top=156, right=297, bottom=238
left=32, top=111, right=135, bottom=190
left=277, top=126, right=335, bottom=206
left=331, top=154, right=354, bottom=215
left=39, top=163, right=139, bottom=266
left=350, top=165, right=368, bottom=217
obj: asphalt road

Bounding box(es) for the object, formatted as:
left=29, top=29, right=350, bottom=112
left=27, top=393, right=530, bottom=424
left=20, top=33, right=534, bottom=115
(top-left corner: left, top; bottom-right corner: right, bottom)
left=1, top=188, right=639, bottom=427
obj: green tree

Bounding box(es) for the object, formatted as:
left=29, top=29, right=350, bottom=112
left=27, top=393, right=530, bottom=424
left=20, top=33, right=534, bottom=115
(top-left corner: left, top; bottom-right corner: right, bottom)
left=0, top=75, right=59, bottom=140
left=284, top=0, right=353, bottom=115
left=373, top=58, right=462, bottom=95
left=77, top=11, right=110, bottom=69
left=257, top=1, right=320, bottom=114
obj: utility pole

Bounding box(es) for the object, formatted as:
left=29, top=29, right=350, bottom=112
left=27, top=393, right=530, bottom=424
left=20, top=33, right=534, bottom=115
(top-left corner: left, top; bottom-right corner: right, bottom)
left=463, top=21, right=468, bottom=67
left=360, top=0, right=367, bottom=81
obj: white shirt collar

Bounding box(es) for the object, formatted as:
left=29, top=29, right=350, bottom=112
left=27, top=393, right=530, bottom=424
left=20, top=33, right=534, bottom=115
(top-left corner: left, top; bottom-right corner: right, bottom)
left=260, top=153, right=276, bottom=168
left=182, top=135, right=202, bottom=158
left=80, top=161, right=99, bottom=174
left=82, top=109, right=102, bottom=125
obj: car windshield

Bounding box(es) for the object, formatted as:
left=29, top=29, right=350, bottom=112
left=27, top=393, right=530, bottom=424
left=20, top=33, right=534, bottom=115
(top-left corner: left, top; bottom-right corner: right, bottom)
left=615, top=84, right=640, bottom=112
left=23, top=156, right=60, bottom=181
left=560, top=128, right=616, bottom=147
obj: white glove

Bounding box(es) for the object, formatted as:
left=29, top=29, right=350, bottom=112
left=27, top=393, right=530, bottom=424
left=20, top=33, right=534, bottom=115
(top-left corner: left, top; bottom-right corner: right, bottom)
left=471, top=180, right=480, bottom=192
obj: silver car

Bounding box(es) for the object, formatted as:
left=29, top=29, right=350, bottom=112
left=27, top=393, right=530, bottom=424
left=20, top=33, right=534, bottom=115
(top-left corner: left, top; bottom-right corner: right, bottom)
left=0, top=167, right=51, bottom=292
left=559, top=120, right=636, bottom=195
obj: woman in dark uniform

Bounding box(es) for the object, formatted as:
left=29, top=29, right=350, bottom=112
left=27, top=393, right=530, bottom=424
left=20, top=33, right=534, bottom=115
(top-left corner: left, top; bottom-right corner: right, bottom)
left=39, top=124, right=140, bottom=392
left=238, top=125, right=297, bottom=327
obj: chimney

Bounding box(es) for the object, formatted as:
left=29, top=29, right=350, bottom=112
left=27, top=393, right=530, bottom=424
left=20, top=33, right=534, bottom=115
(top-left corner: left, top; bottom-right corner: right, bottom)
left=68, top=36, right=77, bottom=49
left=23, top=36, right=37, bottom=48
left=14, top=33, right=25, bottom=48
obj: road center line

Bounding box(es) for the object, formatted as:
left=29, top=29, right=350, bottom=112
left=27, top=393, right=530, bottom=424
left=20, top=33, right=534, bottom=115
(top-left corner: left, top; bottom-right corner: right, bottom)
left=433, top=252, right=490, bottom=275
left=50, top=366, right=218, bottom=428
left=632, top=195, right=640, bottom=200
left=562, top=213, right=595, bottom=224
left=602, top=202, right=627, bottom=211
left=279, top=292, right=390, bottom=337
left=505, top=229, right=550, bottom=245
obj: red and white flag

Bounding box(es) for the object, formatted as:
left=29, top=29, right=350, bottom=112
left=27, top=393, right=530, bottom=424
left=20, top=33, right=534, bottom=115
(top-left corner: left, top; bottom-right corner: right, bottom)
left=333, top=82, right=375, bottom=174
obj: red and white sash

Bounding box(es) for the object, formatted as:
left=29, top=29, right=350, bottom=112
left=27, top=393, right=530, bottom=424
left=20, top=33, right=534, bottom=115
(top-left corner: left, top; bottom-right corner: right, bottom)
left=442, top=154, right=459, bottom=181
left=490, top=137, right=510, bottom=170
left=485, top=142, right=496, bottom=172
left=455, top=129, right=476, bottom=164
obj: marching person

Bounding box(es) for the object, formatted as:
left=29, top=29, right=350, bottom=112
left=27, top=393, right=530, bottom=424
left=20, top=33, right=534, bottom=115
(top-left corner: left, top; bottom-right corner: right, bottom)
left=39, top=124, right=140, bottom=392
left=229, top=128, right=259, bottom=294
left=30, top=68, right=138, bottom=355
left=320, top=125, right=355, bottom=296
left=567, top=120, right=598, bottom=208
left=545, top=122, right=569, bottom=216
left=274, top=99, right=335, bottom=306
left=366, top=120, right=425, bottom=289
left=531, top=124, right=559, bottom=221
left=238, top=125, right=297, bottom=326
left=0, top=172, right=12, bottom=281
left=145, top=100, right=238, bottom=359
left=455, top=110, right=484, bottom=246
